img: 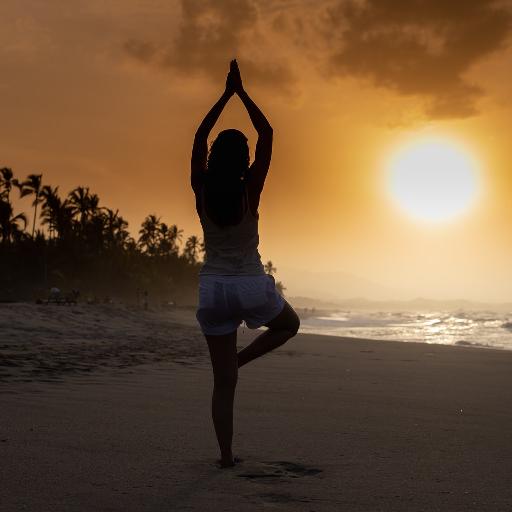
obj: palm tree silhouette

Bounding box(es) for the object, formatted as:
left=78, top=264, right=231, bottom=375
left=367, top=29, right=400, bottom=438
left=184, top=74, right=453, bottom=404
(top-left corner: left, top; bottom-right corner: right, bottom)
left=169, top=224, right=183, bottom=252
left=102, top=208, right=130, bottom=248
left=138, top=214, right=161, bottom=255
left=184, top=235, right=201, bottom=263
left=68, top=187, right=98, bottom=228
left=0, top=168, right=15, bottom=202
left=158, top=223, right=183, bottom=255
left=264, top=260, right=277, bottom=275
left=40, top=185, right=62, bottom=240
left=158, top=223, right=173, bottom=256
left=0, top=199, right=27, bottom=244
left=275, top=281, right=286, bottom=296
left=88, top=193, right=100, bottom=216
left=15, top=173, right=43, bottom=238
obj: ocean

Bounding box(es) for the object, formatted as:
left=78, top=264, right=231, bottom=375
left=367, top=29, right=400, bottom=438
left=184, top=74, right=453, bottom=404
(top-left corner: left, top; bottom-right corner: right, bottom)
left=298, top=310, right=512, bottom=350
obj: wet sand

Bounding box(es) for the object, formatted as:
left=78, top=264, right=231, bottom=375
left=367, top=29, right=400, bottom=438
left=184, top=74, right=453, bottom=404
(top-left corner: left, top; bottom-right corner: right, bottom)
left=1, top=303, right=512, bottom=511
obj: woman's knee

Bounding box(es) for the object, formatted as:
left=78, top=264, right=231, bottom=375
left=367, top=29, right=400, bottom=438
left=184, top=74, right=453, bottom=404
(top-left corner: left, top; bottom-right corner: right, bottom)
left=265, top=302, right=300, bottom=336
left=270, top=308, right=300, bottom=337
left=287, top=309, right=300, bottom=336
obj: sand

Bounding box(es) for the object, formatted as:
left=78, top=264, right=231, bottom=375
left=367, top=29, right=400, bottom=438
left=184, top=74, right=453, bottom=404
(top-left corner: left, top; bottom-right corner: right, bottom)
left=1, top=303, right=512, bottom=511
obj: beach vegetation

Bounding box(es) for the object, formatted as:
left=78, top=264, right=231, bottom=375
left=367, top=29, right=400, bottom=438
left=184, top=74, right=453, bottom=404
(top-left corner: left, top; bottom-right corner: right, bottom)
left=0, top=171, right=204, bottom=304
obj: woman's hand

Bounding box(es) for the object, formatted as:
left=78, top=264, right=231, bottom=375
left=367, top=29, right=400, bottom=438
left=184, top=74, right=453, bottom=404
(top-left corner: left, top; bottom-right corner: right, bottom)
left=226, top=59, right=243, bottom=95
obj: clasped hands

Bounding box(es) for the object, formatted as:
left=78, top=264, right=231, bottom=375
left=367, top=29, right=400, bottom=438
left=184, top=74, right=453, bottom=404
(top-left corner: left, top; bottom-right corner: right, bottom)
left=225, top=59, right=244, bottom=96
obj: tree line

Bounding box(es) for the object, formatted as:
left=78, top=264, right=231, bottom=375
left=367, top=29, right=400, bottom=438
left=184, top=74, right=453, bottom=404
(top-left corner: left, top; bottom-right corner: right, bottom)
left=0, top=167, right=284, bottom=303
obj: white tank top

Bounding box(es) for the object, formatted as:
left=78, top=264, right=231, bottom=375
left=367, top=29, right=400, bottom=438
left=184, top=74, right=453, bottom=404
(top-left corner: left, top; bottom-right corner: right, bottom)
left=198, top=186, right=265, bottom=276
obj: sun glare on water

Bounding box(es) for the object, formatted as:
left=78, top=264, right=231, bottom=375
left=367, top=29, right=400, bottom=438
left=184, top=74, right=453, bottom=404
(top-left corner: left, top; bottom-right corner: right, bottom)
left=386, top=137, right=481, bottom=223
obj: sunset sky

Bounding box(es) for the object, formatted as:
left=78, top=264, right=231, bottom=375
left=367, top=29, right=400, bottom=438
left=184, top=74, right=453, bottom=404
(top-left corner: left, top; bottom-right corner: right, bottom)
left=2, top=0, right=512, bottom=302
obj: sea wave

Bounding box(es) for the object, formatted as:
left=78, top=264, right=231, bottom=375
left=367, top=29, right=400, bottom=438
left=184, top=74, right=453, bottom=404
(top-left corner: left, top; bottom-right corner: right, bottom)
left=502, top=321, right=512, bottom=332
left=298, top=310, right=512, bottom=350
left=455, top=340, right=497, bottom=349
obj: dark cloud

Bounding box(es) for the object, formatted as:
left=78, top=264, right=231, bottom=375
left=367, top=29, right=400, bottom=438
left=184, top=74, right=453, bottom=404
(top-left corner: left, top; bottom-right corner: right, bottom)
left=124, top=0, right=295, bottom=94
left=124, top=0, right=511, bottom=117
left=325, top=0, right=512, bottom=118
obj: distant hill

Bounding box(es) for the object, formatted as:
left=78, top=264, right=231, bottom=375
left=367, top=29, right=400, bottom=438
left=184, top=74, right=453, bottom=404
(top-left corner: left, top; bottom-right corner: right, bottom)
left=279, top=267, right=512, bottom=311
left=288, top=295, right=512, bottom=312
left=287, top=296, right=344, bottom=310
left=278, top=267, right=411, bottom=302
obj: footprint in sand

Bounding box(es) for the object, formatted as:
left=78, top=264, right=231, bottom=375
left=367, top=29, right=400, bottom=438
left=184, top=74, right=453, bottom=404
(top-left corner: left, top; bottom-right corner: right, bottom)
left=237, top=461, right=322, bottom=481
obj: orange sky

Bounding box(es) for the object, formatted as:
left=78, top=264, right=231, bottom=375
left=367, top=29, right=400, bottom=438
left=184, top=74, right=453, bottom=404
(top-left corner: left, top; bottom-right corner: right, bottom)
left=2, top=0, right=512, bottom=302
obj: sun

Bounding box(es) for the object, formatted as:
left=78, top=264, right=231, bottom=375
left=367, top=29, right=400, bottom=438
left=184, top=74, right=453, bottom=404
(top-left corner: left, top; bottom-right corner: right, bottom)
left=386, top=137, right=480, bottom=223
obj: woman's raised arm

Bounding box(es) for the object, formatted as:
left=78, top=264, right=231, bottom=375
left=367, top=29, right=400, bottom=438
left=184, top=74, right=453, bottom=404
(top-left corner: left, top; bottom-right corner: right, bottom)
left=191, top=71, right=235, bottom=193
left=230, top=61, right=273, bottom=195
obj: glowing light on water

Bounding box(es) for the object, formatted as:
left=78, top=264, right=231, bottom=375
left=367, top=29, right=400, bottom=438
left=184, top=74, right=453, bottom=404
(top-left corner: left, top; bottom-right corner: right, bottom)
left=299, top=310, right=512, bottom=350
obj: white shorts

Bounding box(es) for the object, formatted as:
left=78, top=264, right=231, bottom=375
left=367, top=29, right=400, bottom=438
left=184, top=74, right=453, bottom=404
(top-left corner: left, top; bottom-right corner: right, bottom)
left=196, top=274, right=286, bottom=336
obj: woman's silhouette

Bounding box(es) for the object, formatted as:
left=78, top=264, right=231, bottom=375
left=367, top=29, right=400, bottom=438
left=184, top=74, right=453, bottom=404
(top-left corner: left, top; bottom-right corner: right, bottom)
left=192, top=60, right=300, bottom=468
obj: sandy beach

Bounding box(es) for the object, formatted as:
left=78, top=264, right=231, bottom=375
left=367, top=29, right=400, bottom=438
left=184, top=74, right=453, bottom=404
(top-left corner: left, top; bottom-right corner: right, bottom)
left=1, top=303, right=512, bottom=511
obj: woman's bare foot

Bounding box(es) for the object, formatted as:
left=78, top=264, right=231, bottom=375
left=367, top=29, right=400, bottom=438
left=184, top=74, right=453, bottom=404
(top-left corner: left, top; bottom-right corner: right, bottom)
left=216, top=456, right=243, bottom=469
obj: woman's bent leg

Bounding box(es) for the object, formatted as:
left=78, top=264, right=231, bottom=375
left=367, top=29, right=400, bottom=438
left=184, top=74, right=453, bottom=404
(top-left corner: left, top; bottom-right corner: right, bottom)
left=237, top=302, right=300, bottom=368
left=205, top=330, right=238, bottom=467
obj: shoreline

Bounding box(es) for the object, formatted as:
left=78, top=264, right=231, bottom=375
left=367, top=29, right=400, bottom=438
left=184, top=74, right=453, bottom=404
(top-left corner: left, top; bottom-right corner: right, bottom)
left=0, top=300, right=510, bottom=389
left=298, top=331, right=511, bottom=352
left=1, top=301, right=510, bottom=369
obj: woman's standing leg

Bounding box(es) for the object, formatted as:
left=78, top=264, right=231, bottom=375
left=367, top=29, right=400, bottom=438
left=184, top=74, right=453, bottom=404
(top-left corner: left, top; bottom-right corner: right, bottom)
left=205, top=330, right=239, bottom=467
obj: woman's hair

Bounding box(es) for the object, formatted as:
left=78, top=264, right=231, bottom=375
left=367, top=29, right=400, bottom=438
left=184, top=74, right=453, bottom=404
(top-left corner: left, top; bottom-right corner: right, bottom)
left=204, top=129, right=250, bottom=227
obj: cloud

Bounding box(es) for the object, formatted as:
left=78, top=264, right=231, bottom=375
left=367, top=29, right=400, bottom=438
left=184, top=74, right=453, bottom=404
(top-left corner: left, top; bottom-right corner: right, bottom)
left=123, top=0, right=511, bottom=117
left=325, top=0, right=512, bottom=118
left=124, top=0, right=296, bottom=95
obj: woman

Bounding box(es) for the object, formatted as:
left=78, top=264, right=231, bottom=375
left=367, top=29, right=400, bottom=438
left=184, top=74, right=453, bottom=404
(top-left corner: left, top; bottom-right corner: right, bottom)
left=191, top=60, right=300, bottom=468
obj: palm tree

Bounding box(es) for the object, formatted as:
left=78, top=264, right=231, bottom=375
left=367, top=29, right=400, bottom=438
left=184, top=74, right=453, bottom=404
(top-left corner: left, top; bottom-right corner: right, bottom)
left=103, top=208, right=129, bottom=248
left=68, top=186, right=91, bottom=227
left=56, top=200, right=74, bottom=241
left=68, top=188, right=104, bottom=248
left=275, top=281, right=286, bottom=296
left=15, top=173, right=43, bottom=238
left=114, top=218, right=131, bottom=248
left=0, top=199, right=27, bottom=244
left=40, top=185, right=60, bottom=239
left=0, top=168, right=15, bottom=201
left=264, top=260, right=277, bottom=275
left=88, top=193, right=100, bottom=217
left=40, top=185, right=76, bottom=241
left=184, top=235, right=201, bottom=263
left=169, top=224, right=183, bottom=252
left=158, top=223, right=172, bottom=255
left=158, top=223, right=183, bottom=255
left=138, top=214, right=161, bottom=255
